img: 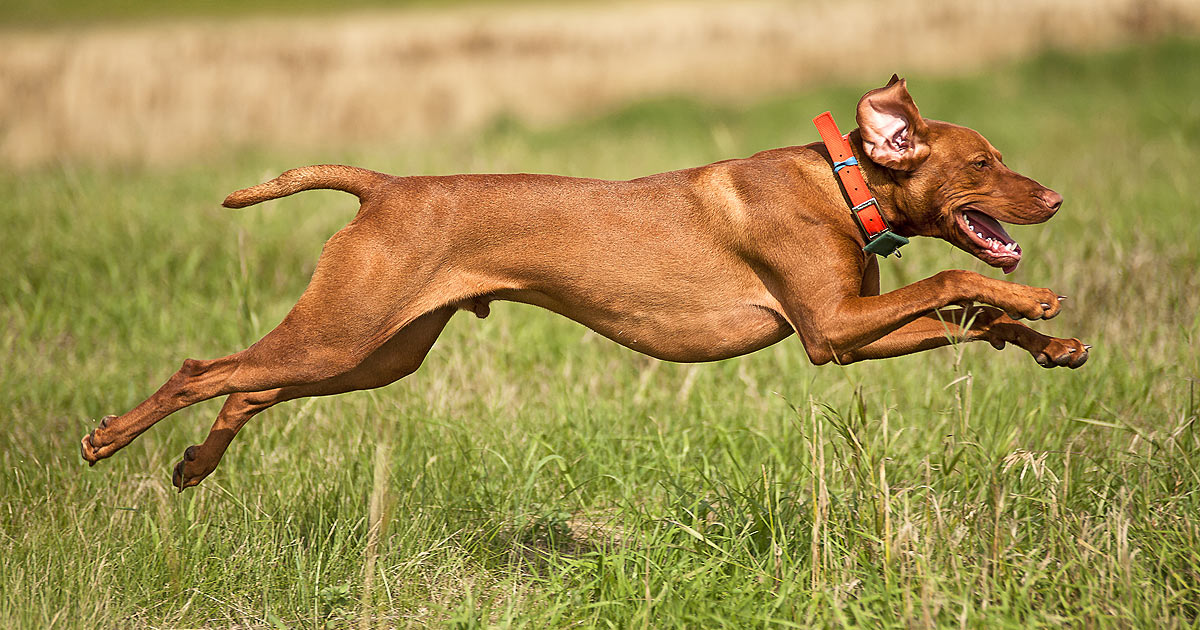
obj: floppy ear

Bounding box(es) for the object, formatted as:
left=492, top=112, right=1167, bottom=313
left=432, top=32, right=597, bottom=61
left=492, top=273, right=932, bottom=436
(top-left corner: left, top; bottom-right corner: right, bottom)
left=856, top=75, right=930, bottom=171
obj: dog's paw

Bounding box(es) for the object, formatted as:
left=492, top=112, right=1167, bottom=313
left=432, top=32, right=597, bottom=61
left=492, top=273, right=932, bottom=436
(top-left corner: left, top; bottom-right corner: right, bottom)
left=171, top=445, right=214, bottom=492
left=1033, top=337, right=1090, bottom=369
left=1001, top=286, right=1063, bottom=321
left=80, top=415, right=119, bottom=465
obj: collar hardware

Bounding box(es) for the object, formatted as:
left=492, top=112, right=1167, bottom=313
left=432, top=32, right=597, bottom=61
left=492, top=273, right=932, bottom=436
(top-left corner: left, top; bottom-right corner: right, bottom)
left=812, top=111, right=909, bottom=258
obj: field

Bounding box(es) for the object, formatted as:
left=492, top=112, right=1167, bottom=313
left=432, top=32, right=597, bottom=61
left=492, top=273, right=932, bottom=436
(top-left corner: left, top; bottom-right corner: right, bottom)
left=5, top=0, right=1196, bottom=168
left=2, top=39, right=1199, bottom=628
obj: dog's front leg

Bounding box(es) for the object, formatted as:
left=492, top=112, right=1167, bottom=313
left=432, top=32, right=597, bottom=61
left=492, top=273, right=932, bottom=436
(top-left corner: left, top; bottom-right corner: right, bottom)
left=828, top=257, right=1087, bottom=366
left=833, top=306, right=1088, bottom=367
left=776, top=256, right=1067, bottom=365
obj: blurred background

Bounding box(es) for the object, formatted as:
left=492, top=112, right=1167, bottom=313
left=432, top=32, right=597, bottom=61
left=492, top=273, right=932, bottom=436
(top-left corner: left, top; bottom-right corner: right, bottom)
left=3, top=3, right=1200, bottom=628
left=3, top=0, right=1197, bottom=168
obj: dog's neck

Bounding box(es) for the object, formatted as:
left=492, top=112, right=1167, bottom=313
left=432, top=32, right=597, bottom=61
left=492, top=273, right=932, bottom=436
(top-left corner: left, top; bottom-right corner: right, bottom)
left=846, top=129, right=916, bottom=238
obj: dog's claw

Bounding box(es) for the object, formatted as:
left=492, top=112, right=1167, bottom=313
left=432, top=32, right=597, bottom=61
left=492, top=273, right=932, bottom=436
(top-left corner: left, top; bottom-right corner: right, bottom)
left=1057, top=296, right=1067, bottom=302
left=81, top=414, right=120, bottom=466
left=171, top=460, right=184, bottom=491
left=172, top=445, right=206, bottom=492
left=1083, top=344, right=1092, bottom=351
left=81, top=432, right=100, bottom=466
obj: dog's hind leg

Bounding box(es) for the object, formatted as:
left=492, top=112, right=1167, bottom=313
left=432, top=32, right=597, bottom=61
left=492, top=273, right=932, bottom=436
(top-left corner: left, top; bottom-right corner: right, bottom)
left=81, top=221, right=449, bottom=467
left=170, top=306, right=455, bottom=490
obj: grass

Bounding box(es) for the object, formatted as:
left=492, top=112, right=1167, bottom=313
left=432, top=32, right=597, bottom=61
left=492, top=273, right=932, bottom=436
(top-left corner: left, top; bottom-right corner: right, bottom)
left=2, top=40, right=1199, bottom=628
left=0, top=0, right=546, bottom=27
left=8, top=0, right=1191, bottom=169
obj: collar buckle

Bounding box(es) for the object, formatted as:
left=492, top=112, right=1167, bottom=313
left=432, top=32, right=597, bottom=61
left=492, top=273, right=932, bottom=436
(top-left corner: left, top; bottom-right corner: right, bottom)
left=813, top=111, right=909, bottom=260
left=851, top=198, right=909, bottom=257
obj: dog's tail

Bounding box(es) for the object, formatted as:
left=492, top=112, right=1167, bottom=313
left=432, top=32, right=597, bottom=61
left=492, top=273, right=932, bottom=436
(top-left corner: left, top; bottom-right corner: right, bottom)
left=222, top=164, right=388, bottom=209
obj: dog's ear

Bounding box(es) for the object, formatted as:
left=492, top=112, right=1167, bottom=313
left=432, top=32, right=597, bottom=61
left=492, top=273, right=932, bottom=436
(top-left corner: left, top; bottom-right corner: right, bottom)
left=856, top=75, right=930, bottom=171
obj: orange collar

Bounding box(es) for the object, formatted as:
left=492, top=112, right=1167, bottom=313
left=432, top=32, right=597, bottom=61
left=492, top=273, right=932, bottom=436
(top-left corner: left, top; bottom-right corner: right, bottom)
left=813, top=111, right=909, bottom=258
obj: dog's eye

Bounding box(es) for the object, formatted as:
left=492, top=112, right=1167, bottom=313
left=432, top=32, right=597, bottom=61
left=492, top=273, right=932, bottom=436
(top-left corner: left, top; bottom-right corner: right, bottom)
left=972, top=158, right=989, bottom=169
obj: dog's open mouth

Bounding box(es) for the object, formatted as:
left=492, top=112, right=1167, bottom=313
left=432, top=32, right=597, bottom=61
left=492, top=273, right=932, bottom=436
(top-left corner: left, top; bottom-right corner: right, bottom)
left=956, top=208, right=1022, bottom=274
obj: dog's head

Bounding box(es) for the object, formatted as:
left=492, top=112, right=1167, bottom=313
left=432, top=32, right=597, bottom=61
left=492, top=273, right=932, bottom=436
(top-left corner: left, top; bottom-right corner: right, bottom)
left=856, top=76, right=1062, bottom=273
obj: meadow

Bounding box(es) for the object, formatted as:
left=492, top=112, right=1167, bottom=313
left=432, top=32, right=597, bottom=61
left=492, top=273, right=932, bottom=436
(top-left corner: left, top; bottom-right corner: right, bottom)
left=1, top=40, right=1199, bottom=628
left=5, top=0, right=1189, bottom=169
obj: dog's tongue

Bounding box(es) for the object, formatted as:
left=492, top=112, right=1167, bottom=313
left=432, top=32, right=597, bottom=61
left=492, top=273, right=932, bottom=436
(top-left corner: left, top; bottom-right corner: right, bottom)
left=963, top=210, right=1021, bottom=275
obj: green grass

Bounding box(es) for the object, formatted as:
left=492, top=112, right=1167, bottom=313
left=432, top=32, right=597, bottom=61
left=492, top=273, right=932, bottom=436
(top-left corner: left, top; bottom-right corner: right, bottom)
left=2, top=40, right=1200, bottom=628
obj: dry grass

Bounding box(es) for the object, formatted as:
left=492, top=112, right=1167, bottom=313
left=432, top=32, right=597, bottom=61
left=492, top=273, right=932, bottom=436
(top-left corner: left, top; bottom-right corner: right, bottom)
left=2, top=0, right=1197, bottom=168
left=1, top=39, right=1199, bottom=628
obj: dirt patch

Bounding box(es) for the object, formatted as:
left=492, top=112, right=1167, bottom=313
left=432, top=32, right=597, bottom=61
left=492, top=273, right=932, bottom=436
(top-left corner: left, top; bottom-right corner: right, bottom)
left=1, top=0, right=1195, bottom=167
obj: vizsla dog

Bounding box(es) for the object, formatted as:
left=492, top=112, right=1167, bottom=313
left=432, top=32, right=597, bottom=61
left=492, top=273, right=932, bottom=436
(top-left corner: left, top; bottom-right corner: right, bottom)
left=81, top=77, right=1088, bottom=490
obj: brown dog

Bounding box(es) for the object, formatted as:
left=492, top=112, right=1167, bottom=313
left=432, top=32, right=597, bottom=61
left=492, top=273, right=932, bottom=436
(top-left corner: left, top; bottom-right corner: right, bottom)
left=81, top=76, right=1087, bottom=490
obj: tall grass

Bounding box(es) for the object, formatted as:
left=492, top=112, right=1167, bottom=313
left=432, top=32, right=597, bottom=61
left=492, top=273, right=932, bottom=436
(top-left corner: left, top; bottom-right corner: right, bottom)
left=1, top=41, right=1198, bottom=628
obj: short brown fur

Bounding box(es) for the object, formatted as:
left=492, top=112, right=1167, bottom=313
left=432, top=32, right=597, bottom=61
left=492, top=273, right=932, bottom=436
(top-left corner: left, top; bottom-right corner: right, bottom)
left=81, top=78, right=1087, bottom=490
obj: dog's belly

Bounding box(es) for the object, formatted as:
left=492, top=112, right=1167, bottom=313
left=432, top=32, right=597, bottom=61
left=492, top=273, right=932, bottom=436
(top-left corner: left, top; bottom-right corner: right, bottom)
left=392, top=170, right=798, bottom=361
left=489, top=287, right=793, bottom=363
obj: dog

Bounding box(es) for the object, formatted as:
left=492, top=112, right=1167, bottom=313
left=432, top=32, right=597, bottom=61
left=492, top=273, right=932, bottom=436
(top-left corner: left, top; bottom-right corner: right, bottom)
left=81, top=76, right=1088, bottom=490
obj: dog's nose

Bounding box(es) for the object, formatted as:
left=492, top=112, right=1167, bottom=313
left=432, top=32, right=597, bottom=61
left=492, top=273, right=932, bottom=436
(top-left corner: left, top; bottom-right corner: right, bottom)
left=1039, top=189, right=1063, bottom=212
